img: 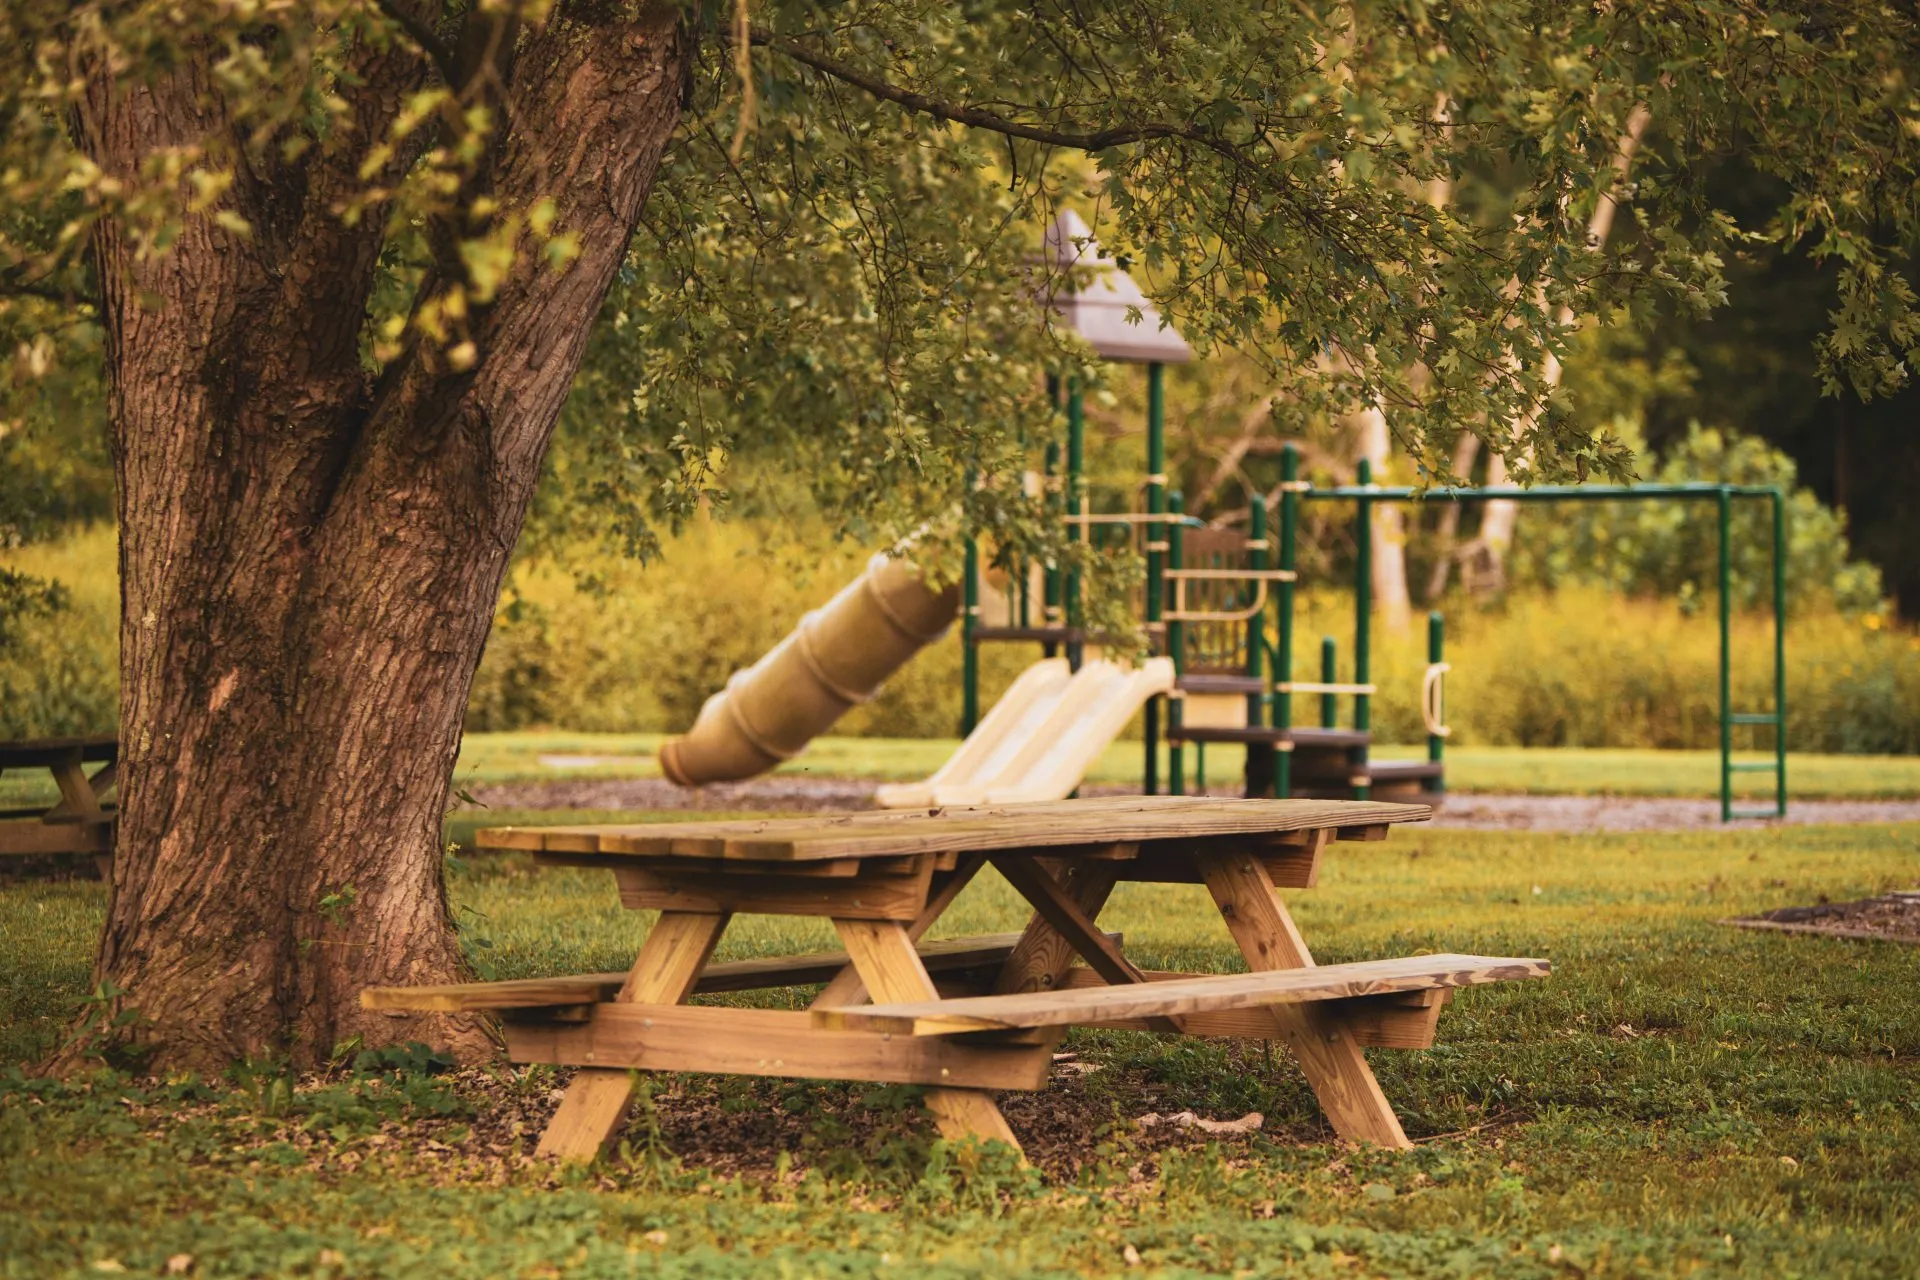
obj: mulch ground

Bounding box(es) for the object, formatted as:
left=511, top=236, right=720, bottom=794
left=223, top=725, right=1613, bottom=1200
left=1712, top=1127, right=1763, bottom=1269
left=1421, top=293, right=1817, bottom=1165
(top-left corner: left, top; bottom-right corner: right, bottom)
left=1722, top=890, right=1920, bottom=944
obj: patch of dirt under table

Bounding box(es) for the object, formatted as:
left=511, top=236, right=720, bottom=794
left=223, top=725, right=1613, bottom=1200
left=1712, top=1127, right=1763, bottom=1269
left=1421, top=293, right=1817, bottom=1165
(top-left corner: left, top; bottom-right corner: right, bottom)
left=1722, top=891, right=1920, bottom=944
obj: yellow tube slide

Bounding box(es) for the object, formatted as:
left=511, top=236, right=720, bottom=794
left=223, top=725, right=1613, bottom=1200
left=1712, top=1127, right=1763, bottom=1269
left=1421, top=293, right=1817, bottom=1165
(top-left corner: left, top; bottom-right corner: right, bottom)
left=659, top=554, right=959, bottom=786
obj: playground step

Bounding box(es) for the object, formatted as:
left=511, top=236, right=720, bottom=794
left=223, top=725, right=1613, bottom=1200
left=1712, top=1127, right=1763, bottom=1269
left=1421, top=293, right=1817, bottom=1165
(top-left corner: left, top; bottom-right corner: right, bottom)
left=1168, top=726, right=1371, bottom=749
left=1177, top=674, right=1266, bottom=696
left=1288, top=727, right=1372, bottom=751
left=1365, top=761, right=1445, bottom=782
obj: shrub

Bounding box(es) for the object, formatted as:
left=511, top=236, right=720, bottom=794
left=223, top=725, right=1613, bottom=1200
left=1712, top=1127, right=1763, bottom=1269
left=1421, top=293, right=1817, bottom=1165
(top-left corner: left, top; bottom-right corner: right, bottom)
left=1296, top=586, right=1920, bottom=753
left=0, top=525, right=116, bottom=740
left=1509, top=423, right=1884, bottom=614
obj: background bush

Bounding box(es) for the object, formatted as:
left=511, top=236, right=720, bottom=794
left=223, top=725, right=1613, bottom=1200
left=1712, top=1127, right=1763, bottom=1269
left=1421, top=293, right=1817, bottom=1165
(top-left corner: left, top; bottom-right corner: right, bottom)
left=4, top=522, right=1916, bottom=754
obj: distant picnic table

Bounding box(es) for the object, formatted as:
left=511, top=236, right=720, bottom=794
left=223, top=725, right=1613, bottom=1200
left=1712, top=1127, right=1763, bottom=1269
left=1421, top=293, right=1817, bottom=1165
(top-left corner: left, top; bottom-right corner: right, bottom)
left=0, top=735, right=117, bottom=867
left=366, top=796, right=1548, bottom=1158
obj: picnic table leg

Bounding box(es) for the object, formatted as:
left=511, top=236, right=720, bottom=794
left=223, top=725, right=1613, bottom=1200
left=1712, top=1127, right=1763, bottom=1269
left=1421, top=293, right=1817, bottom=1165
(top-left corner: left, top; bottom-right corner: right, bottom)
left=809, top=854, right=985, bottom=1011
left=46, top=751, right=112, bottom=881
left=992, top=861, right=1120, bottom=995
left=1195, top=850, right=1411, bottom=1150
left=833, top=918, right=1024, bottom=1156
left=535, top=909, right=731, bottom=1162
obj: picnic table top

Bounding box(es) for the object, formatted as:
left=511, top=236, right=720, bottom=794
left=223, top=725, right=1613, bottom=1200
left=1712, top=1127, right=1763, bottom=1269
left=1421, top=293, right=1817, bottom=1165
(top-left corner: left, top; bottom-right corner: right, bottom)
left=0, top=735, right=117, bottom=768
left=477, top=796, right=1431, bottom=863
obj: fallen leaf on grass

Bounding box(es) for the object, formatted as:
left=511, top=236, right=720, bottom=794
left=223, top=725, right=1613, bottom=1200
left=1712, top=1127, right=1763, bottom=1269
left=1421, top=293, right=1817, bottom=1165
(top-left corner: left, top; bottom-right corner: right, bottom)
left=1136, top=1110, right=1264, bottom=1135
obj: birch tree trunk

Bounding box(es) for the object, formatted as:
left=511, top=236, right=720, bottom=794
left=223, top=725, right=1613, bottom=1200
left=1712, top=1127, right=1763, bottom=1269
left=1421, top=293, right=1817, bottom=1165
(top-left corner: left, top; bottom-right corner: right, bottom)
left=1352, top=405, right=1413, bottom=632
left=1469, top=105, right=1653, bottom=592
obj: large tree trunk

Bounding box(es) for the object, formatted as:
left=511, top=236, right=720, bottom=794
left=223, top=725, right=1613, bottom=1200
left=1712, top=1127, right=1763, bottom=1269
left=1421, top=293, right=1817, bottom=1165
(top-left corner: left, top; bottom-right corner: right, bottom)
left=73, top=5, right=690, bottom=1072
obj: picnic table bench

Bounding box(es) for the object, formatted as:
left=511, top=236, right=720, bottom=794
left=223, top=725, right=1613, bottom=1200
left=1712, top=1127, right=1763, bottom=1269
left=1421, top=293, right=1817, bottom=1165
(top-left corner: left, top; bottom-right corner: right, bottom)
left=365, top=797, right=1548, bottom=1159
left=0, top=735, right=117, bottom=869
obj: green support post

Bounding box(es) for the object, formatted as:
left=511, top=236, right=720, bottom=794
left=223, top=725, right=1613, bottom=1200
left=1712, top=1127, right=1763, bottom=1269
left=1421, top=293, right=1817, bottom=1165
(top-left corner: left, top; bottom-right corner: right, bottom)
left=1426, top=611, right=1445, bottom=794
left=1275, top=444, right=1299, bottom=797
left=1042, top=440, right=1062, bottom=658
left=962, top=534, right=980, bottom=736
left=1167, top=491, right=1186, bottom=796
left=1718, top=486, right=1732, bottom=822
left=1243, top=496, right=1273, bottom=796
left=1065, top=380, right=1086, bottom=671
left=1352, top=457, right=1374, bottom=801
left=1772, top=488, right=1788, bottom=815
left=1144, top=363, right=1167, bottom=795
left=1320, top=637, right=1338, bottom=728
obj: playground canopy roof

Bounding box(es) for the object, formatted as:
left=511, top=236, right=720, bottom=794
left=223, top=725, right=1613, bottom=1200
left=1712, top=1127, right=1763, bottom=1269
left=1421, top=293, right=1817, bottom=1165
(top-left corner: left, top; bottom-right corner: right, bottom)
left=1040, top=210, right=1192, bottom=365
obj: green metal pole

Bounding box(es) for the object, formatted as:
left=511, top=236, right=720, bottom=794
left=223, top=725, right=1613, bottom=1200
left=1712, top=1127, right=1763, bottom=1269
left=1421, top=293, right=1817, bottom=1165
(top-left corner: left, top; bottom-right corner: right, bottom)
left=1719, top=486, right=1732, bottom=822
left=962, top=534, right=980, bottom=735
left=1066, top=380, right=1086, bottom=671
left=1276, top=445, right=1299, bottom=797
left=1042, top=440, right=1062, bottom=658
left=1168, top=491, right=1186, bottom=796
left=1353, top=457, right=1374, bottom=800
left=1427, top=611, right=1445, bottom=795
left=1772, top=488, right=1788, bottom=816
left=1246, top=497, right=1268, bottom=724
left=1320, top=637, right=1338, bottom=729
left=1144, top=363, right=1166, bottom=796
left=1243, top=496, right=1271, bottom=796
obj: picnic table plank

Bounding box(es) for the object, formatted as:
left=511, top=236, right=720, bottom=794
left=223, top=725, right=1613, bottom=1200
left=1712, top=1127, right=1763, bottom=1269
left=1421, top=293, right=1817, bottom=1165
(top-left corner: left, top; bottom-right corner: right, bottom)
left=1049, top=969, right=1453, bottom=1048
left=0, top=735, right=116, bottom=769
left=478, top=797, right=1429, bottom=862
left=502, top=1005, right=1054, bottom=1091
left=812, top=954, right=1549, bottom=1036
left=360, top=928, right=1097, bottom=1011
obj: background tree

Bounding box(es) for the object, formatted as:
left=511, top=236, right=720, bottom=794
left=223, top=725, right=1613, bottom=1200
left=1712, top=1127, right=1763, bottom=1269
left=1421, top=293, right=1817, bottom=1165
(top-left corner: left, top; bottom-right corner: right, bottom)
left=2, top=0, right=1917, bottom=1071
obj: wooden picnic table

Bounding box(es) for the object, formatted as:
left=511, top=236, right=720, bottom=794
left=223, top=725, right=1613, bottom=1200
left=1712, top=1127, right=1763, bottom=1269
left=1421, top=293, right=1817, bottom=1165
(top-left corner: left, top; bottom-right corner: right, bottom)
left=0, top=735, right=117, bottom=867
left=366, top=797, right=1548, bottom=1159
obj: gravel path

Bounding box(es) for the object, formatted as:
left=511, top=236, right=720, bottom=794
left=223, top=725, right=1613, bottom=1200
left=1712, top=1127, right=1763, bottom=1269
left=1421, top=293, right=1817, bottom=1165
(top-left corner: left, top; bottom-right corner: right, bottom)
left=472, top=777, right=1920, bottom=831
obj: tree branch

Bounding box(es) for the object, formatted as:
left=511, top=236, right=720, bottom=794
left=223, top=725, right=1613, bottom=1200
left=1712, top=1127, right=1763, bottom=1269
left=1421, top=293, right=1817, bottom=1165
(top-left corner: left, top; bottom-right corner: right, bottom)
left=368, top=0, right=461, bottom=90
left=746, top=27, right=1248, bottom=163
left=0, top=263, right=92, bottom=308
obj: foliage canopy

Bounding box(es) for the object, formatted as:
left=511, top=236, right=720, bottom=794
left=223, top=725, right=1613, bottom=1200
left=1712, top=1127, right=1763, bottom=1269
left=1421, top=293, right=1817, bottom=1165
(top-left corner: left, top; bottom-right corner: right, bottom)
left=4, top=1, right=1919, bottom=560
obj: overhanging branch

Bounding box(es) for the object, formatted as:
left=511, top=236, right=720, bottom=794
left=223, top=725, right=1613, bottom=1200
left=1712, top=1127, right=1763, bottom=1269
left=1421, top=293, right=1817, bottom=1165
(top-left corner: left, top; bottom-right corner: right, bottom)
left=746, top=27, right=1250, bottom=164
left=369, top=0, right=462, bottom=90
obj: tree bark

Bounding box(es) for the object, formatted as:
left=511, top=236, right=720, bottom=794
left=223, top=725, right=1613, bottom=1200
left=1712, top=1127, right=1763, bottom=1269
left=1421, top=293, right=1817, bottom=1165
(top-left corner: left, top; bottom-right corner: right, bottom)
left=71, top=4, right=691, bottom=1073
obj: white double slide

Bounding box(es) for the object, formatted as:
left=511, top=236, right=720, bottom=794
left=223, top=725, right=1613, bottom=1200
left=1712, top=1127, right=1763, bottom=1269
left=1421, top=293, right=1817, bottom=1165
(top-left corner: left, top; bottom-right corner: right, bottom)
left=875, top=657, right=1175, bottom=808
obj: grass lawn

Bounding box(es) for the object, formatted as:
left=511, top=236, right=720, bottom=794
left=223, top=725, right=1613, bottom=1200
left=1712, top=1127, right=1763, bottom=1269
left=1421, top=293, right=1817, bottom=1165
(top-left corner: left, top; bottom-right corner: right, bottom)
left=446, top=730, right=1920, bottom=799
left=4, top=821, right=1918, bottom=1277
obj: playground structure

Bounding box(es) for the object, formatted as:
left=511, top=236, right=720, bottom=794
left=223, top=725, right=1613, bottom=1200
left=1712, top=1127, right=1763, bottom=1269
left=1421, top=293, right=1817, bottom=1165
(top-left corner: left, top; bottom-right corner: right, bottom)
left=664, top=211, right=1790, bottom=822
